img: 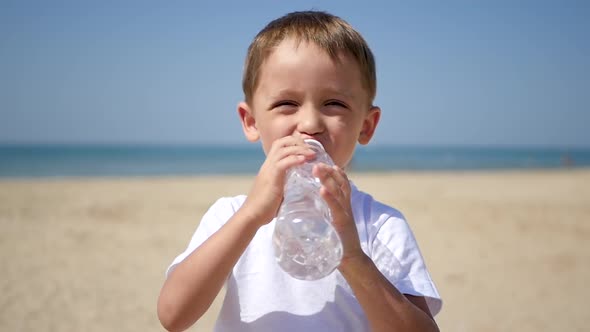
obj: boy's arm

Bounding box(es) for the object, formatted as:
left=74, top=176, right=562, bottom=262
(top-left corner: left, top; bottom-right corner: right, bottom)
left=339, top=254, right=439, bottom=332
left=157, top=136, right=316, bottom=332
left=157, top=207, right=260, bottom=332
left=315, top=164, right=439, bottom=332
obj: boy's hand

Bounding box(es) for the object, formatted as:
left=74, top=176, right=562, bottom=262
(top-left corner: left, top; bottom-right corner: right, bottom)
left=241, top=136, right=316, bottom=226
left=313, top=164, right=365, bottom=264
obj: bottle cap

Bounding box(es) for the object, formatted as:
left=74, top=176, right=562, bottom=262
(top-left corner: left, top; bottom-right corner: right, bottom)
left=304, top=139, right=325, bottom=151
left=303, top=139, right=335, bottom=166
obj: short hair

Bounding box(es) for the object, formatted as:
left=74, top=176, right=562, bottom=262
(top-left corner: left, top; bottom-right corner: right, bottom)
left=242, top=11, right=377, bottom=105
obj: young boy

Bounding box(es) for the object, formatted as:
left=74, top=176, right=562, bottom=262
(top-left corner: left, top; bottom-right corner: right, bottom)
left=158, top=11, right=441, bottom=332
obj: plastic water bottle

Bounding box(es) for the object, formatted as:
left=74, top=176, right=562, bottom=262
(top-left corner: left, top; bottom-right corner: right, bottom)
left=272, top=139, right=343, bottom=280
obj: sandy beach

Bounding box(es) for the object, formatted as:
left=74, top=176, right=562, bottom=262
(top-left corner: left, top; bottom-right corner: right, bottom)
left=1, top=169, right=588, bottom=331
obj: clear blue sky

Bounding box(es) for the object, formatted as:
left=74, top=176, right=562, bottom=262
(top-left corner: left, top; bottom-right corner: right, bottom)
left=2, top=0, right=589, bottom=147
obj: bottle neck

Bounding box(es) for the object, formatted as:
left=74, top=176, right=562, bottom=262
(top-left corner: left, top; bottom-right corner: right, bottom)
left=283, top=166, right=320, bottom=201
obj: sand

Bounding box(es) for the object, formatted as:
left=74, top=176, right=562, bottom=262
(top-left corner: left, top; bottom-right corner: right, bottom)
left=1, top=169, right=589, bottom=331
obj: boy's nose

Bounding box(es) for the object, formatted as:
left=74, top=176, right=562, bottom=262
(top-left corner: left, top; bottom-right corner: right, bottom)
left=296, top=107, right=324, bottom=136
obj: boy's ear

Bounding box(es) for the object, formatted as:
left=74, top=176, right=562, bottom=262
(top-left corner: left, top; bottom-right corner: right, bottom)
left=237, top=101, right=260, bottom=142
left=358, top=106, right=381, bottom=145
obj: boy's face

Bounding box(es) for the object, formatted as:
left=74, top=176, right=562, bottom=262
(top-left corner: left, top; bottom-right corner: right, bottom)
left=238, top=38, right=380, bottom=169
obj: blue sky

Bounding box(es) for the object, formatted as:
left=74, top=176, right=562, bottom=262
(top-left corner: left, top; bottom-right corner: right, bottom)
left=1, top=0, right=589, bottom=147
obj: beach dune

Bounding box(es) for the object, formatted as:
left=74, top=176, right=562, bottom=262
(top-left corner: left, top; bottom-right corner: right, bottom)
left=1, top=169, right=589, bottom=331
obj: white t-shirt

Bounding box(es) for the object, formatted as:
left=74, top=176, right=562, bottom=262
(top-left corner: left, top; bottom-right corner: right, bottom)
left=167, top=184, right=442, bottom=331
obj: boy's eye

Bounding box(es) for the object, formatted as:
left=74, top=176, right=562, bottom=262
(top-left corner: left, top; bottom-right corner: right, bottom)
left=272, top=101, right=298, bottom=109
left=325, top=100, right=348, bottom=108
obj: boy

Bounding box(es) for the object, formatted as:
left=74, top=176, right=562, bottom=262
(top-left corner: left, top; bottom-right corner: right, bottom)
left=158, top=10, right=441, bottom=332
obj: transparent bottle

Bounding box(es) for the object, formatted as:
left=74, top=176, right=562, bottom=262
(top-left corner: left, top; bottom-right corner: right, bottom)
left=272, top=139, right=343, bottom=280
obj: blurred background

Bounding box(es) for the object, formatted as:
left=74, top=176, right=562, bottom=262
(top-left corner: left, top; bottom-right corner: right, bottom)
left=1, top=1, right=589, bottom=332
left=1, top=0, right=589, bottom=176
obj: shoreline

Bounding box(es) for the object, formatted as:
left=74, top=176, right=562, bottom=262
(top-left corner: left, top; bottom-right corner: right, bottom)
left=1, top=165, right=588, bottom=181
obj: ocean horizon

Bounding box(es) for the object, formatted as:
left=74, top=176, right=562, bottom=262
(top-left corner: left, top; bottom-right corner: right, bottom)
left=1, top=144, right=589, bottom=178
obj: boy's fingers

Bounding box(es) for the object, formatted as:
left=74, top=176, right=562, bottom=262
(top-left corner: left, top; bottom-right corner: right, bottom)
left=320, top=186, right=353, bottom=232
left=276, top=145, right=315, bottom=161
left=275, top=154, right=306, bottom=172
left=315, top=164, right=352, bottom=212
left=315, top=165, right=339, bottom=194
left=320, top=186, right=344, bottom=216
left=331, top=165, right=351, bottom=196
left=319, top=164, right=350, bottom=200
left=271, top=135, right=305, bottom=148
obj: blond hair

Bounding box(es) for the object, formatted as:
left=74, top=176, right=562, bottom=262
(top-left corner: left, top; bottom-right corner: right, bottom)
left=242, top=11, right=376, bottom=105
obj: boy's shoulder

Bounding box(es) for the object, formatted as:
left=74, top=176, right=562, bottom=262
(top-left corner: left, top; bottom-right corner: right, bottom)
left=349, top=183, right=418, bottom=247
left=350, top=183, right=406, bottom=225
left=199, top=195, right=247, bottom=225
left=207, top=194, right=247, bottom=215
left=212, top=194, right=247, bottom=208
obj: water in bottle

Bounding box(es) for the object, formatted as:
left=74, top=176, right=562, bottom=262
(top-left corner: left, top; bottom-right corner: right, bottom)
left=272, top=139, right=343, bottom=280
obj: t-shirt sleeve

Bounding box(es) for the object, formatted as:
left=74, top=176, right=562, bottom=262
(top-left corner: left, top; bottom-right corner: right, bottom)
left=371, top=213, right=443, bottom=317
left=165, top=196, right=240, bottom=277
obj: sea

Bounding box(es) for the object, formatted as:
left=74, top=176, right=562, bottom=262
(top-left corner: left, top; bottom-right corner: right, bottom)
left=0, top=144, right=589, bottom=178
